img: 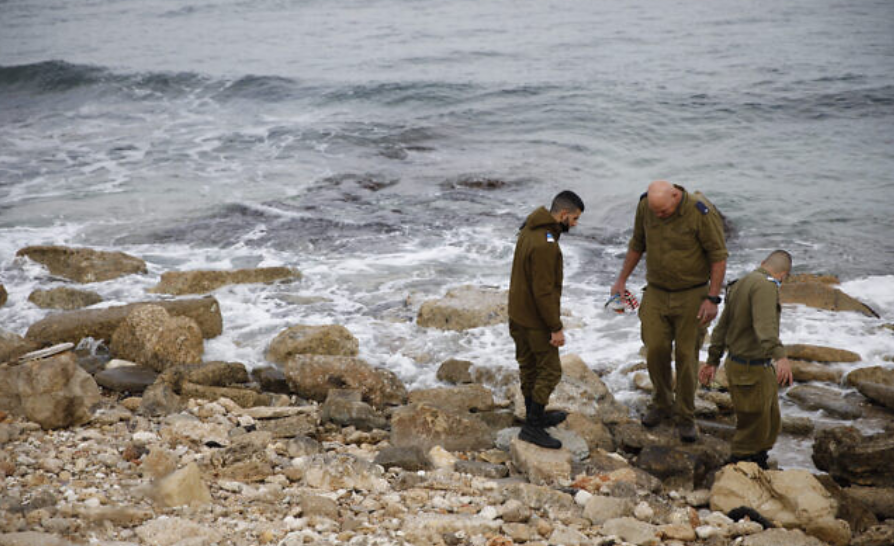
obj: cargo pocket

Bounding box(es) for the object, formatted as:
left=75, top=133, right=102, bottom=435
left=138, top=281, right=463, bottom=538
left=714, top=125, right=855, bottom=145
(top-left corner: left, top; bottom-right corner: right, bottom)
left=728, top=368, right=764, bottom=414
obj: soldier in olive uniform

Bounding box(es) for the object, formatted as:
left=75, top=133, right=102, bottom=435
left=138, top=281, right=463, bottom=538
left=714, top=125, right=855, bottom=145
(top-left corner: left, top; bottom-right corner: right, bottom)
left=699, top=250, right=794, bottom=469
left=509, top=190, right=585, bottom=449
left=611, top=180, right=728, bottom=442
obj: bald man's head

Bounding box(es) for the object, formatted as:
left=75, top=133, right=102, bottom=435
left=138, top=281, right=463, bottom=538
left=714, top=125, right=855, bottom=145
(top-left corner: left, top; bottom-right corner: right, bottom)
left=647, top=180, right=682, bottom=219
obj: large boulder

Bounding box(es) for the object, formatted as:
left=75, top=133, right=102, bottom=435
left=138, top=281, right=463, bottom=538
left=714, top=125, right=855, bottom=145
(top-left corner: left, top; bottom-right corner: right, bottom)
left=787, top=385, right=862, bottom=419
left=110, top=305, right=203, bottom=372
left=149, top=266, right=301, bottom=295
left=846, top=367, right=894, bottom=410
left=283, top=354, right=407, bottom=409
left=408, top=384, right=495, bottom=414
left=711, top=463, right=840, bottom=530
left=390, top=403, right=493, bottom=452
left=436, top=358, right=473, bottom=384
left=513, top=354, right=614, bottom=420
left=16, top=245, right=147, bottom=283
left=266, top=324, right=359, bottom=364
left=27, top=287, right=102, bottom=310
left=94, top=365, right=158, bottom=393
left=813, top=426, right=894, bottom=487
left=634, top=445, right=699, bottom=490
left=0, top=352, right=100, bottom=429
left=0, top=330, right=39, bottom=364
left=790, top=360, right=843, bottom=383
left=25, top=296, right=223, bottom=346
left=781, top=280, right=879, bottom=318
left=845, top=486, right=894, bottom=520
left=815, top=474, right=878, bottom=534
left=416, top=285, right=507, bottom=330
left=786, top=344, right=861, bottom=363
left=320, top=389, right=387, bottom=430
left=510, top=437, right=572, bottom=485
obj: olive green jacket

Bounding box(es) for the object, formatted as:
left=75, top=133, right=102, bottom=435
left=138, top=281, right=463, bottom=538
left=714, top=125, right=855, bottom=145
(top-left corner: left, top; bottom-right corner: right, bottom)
left=707, top=267, right=786, bottom=365
left=629, top=186, right=728, bottom=291
left=508, top=207, right=564, bottom=332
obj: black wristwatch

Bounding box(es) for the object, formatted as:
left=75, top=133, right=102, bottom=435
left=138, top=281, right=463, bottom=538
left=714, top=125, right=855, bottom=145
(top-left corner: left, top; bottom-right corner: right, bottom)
left=705, top=295, right=722, bottom=304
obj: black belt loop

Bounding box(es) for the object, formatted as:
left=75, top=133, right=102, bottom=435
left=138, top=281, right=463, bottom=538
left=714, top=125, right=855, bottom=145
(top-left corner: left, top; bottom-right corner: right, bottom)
left=730, top=355, right=772, bottom=366
left=648, top=282, right=708, bottom=293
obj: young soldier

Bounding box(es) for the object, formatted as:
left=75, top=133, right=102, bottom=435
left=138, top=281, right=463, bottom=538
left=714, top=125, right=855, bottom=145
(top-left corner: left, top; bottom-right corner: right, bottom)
left=699, top=250, right=795, bottom=468
left=509, top=190, right=584, bottom=449
left=611, top=180, right=728, bottom=442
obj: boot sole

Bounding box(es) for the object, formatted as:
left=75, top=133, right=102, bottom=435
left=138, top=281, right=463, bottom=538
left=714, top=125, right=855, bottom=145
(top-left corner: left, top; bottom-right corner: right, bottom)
left=518, top=430, right=562, bottom=450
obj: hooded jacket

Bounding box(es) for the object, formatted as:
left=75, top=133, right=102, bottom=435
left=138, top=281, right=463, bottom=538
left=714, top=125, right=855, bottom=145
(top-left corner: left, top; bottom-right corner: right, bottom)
left=508, top=207, right=564, bottom=332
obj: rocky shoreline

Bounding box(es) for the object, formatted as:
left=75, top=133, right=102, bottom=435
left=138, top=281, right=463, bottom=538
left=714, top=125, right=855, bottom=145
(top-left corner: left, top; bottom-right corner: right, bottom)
left=1, top=245, right=893, bottom=546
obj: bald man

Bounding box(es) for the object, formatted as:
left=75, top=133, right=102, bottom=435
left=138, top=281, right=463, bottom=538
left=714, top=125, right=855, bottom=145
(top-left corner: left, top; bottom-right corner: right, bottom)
left=612, top=181, right=728, bottom=442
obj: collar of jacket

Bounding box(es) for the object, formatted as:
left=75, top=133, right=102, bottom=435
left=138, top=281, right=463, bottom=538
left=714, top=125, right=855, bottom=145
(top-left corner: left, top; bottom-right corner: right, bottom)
left=521, top=206, right=562, bottom=239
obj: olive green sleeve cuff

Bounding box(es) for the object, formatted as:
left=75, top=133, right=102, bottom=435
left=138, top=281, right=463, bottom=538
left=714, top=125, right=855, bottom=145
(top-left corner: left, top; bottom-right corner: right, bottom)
left=628, top=238, right=645, bottom=253
left=772, top=346, right=787, bottom=361
left=707, top=248, right=729, bottom=263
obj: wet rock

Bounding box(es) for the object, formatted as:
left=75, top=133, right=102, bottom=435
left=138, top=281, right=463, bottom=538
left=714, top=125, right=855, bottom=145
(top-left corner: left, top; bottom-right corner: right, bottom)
left=436, top=358, right=473, bottom=384
left=815, top=475, right=878, bottom=534
left=813, top=426, right=894, bottom=487
left=601, top=517, right=660, bottom=546
left=786, top=343, right=861, bottom=363
left=787, top=384, right=862, bottom=419
left=149, top=462, right=212, bottom=507
left=846, top=366, right=894, bottom=410
left=95, top=366, right=158, bottom=393
left=321, top=389, right=386, bottom=430
left=454, top=460, right=509, bottom=479
left=583, top=496, right=633, bottom=525
left=697, top=419, right=735, bottom=440
left=16, top=245, right=147, bottom=283
left=510, top=437, right=572, bottom=485
left=852, top=523, right=894, bottom=546
left=416, top=285, right=507, bottom=331
left=790, top=360, right=843, bottom=383
left=560, top=412, right=615, bottom=452
left=138, top=381, right=184, bottom=416
left=807, top=517, right=852, bottom=546
left=110, top=305, right=203, bottom=372
left=742, top=528, right=831, bottom=546
left=845, top=486, right=894, bottom=519
left=781, top=280, right=879, bottom=317
left=391, top=403, right=493, bottom=451
left=283, top=354, right=407, bottom=409
left=149, top=266, right=301, bottom=295
left=25, top=296, right=223, bottom=346
left=408, top=384, right=494, bottom=414
left=135, top=516, right=222, bottom=546
left=635, top=445, right=698, bottom=490
left=0, top=352, right=100, bottom=429
left=266, top=324, right=359, bottom=365
left=711, top=463, right=838, bottom=529
left=373, top=446, right=431, bottom=471
left=251, top=366, right=290, bottom=394
left=782, top=415, right=815, bottom=436
left=0, top=330, right=39, bottom=364
left=28, top=287, right=102, bottom=311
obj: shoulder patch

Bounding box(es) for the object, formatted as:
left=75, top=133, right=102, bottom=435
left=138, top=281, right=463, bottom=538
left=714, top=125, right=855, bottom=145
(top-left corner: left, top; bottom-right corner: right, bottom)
left=766, top=275, right=781, bottom=288
left=546, top=233, right=555, bottom=243
left=640, top=192, right=648, bottom=201
left=696, top=201, right=709, bottom=215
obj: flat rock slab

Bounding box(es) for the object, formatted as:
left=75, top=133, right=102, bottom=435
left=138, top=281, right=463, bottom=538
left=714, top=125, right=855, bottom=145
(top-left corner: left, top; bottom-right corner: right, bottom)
left=416, top=285, right=508, bottom=331
left=813, top=426, right=894, bottom=487
left=25, top=297, right=223, bottom=345
left=786, top=343, right=861, bottom=363
left=847, top=366, right=894, bottom=410
left=17, top=245, right=147, bottom=283
left=28, top=287, right=102, bottom=310
left=149, top=267, right=301, bottom=295
left=787, top=384, right=863, bottom=419
left=781, top=281, right=879, bottom=318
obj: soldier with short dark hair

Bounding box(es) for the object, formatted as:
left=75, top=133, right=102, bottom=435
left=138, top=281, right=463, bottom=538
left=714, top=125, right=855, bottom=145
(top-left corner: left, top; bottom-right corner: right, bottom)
left=699, top=250, right=794, bottom=468
left=509, top=190, right=584, bottom=449
left=612, top=180, right=728, bottom=442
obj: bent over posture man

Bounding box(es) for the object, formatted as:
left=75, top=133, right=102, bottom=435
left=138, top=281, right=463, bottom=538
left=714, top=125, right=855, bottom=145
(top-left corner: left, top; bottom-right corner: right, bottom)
left=699, top=250, right=794, bottom=468
left=611, top=180, right=728, bottom=441
left=509, top=190, right=584, bottom=449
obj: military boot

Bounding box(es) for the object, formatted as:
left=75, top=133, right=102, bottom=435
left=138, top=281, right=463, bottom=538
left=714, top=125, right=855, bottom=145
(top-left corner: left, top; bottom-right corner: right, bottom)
left=519, top=401, right=562, bottom=449
left=525, top=397, right=567, bottom=428
left=641, top=406, right=665, bottom=428
left=676, top=421, right=699, bottom=443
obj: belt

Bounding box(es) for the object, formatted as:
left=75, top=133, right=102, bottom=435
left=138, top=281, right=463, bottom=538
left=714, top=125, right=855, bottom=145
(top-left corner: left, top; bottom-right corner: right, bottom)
left=730, top=355, right=772, bottom=366
left=647, top=282, right=708, bottom=293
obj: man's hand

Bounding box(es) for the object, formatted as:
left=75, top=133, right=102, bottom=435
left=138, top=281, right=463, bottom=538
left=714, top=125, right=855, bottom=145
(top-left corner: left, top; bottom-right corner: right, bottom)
left=610, top=279, right=626, bottom=298
left=698, top=364, right=717, bottom=386
left=775, top=357, right=794, bottom=386
left=697, top=299, right=718, bottom=326
left=550, top=330, right=565, bottom=348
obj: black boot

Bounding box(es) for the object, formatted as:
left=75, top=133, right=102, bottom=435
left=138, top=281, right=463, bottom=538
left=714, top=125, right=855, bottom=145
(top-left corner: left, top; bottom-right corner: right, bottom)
left=519, top=401, right=562, bottom=449
left=752, top=451, right=770, bottom=470
left=525, top=396, right=567, bottom=428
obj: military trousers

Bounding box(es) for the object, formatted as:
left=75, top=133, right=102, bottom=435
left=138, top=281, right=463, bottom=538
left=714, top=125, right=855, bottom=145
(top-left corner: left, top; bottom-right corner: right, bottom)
left=726, top=358, right=781, bottom=457
left=639, top=284, right=708, bottom=424
left=509, top=320, right=562, bottom=406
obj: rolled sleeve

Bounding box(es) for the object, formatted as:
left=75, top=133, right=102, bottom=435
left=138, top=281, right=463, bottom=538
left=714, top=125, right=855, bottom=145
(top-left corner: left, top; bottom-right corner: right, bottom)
left=699, top=211, right=729, bottom=263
